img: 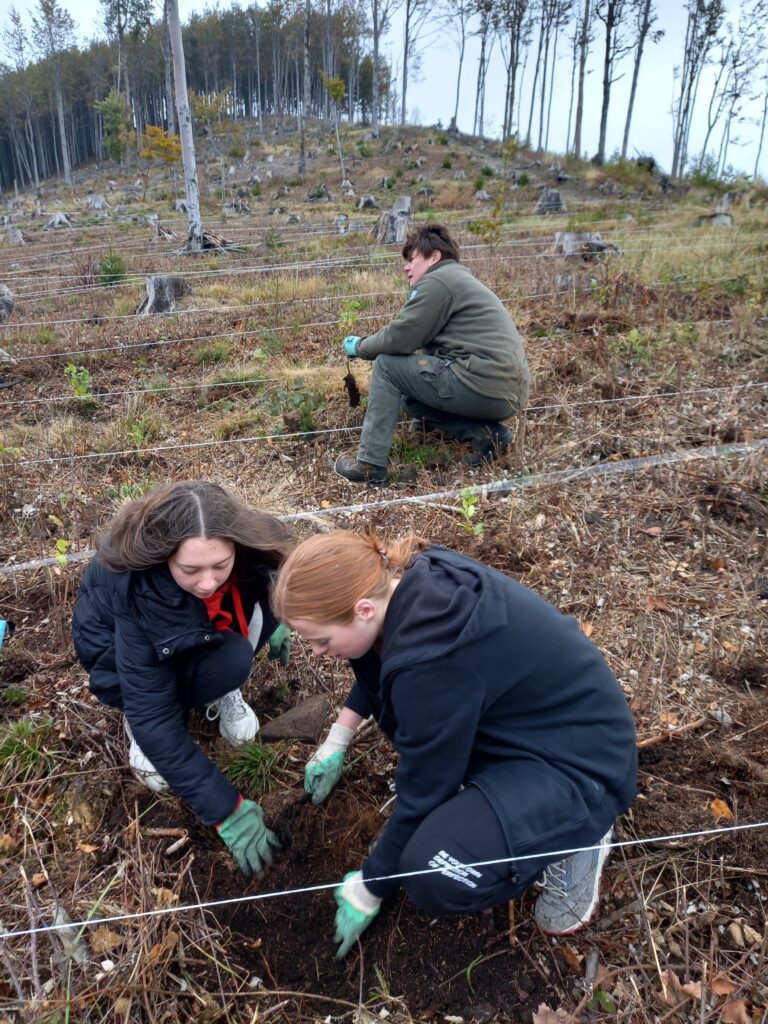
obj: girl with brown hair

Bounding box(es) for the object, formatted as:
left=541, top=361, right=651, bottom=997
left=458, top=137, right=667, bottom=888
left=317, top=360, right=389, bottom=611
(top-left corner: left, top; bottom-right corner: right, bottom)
left=274, top=531, right=637, bottom=957
left=73, top=481, right=292, bottom=877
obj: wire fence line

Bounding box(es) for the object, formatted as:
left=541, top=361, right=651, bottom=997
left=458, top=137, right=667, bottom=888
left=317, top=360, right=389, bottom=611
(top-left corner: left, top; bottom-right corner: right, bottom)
left=0, top=223, right=745, bottom=290
left=0, top=821, right=764, bottom=943
left=3, top=436, right=766, bottom=577
left=6, top=237, right=758, bottom=306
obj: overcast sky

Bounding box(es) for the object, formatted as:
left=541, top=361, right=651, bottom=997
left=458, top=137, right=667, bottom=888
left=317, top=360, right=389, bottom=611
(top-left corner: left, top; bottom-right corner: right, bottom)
left=3, top=0, right=766, bottom=177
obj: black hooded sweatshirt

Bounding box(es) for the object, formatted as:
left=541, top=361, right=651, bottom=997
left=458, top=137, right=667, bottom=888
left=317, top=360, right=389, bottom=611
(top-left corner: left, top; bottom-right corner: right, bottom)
left=343, top=546, right=637, bottom=898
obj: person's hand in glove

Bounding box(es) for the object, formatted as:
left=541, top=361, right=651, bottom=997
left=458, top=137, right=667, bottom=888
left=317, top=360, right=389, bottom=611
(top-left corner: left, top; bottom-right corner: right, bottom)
left=216, top=797, right=281, bottom=877
left=334, top=870, right=382, bottom=958
left=267, top=623, right=292, bottom=667
left=305, top=722, right=354, bottom=804
left=342, top=335, right=360, bottom=358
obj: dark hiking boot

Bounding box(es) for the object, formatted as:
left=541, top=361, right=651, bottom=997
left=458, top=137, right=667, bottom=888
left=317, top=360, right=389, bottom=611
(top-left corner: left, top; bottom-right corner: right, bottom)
left=334, top=456, right=388, bottom=485
left=463, top=423, right=513, bottom=466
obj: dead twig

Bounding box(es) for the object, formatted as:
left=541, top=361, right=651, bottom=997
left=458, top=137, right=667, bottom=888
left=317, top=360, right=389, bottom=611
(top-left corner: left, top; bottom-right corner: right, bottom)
left=638, top=716, right=709, bottom=747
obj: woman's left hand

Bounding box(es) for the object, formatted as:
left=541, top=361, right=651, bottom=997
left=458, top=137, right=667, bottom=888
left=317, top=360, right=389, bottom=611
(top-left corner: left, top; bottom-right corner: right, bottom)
left=267, top=623, right=292, bottom=667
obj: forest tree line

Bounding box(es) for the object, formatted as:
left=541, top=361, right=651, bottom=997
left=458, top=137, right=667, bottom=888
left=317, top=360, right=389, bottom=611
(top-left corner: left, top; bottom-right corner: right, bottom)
left=1, top=0, right=767, bottom=195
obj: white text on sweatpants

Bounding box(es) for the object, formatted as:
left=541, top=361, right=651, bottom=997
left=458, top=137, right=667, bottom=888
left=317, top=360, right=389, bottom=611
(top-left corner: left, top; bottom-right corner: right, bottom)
left=428, top=850, right=482, bottom=889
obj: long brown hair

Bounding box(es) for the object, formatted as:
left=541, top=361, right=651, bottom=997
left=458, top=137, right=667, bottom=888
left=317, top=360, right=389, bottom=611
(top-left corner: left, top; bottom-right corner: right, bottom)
left=273, top=530, right=428, bottom=625
left=96, top=480, right=291, bottom=572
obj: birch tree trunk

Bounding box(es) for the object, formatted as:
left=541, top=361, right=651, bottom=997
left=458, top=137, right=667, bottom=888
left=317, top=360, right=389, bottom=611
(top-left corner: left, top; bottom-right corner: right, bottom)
left=166, top=0, right=204, bottom=248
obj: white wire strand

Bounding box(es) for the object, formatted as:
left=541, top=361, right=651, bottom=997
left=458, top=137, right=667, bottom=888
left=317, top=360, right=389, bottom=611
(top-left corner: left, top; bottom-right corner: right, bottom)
left=6, top=238, right=758, bottom=305
left=4, top=437, right=766, bottom=575
left=0, top=820, right=764, bottom=943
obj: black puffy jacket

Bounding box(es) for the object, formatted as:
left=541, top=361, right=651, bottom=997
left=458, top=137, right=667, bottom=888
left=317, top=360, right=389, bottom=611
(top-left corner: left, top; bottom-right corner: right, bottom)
left=72, top=551, right=278, bottom=825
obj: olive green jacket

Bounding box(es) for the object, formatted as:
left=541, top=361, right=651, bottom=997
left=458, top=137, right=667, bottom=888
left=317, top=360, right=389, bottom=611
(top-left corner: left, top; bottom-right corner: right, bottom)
left=356, top=259, right=530, bottom=407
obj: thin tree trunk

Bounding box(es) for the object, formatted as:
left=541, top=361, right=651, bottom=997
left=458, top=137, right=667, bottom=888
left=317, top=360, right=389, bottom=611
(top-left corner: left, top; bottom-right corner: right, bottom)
left=537, top=20, right=552, bottom=150
left=54, top=68, right=72, bottom=185
left=621, top=0, right=650, bottom=158
left=401, top=0, right=410, bottom=125
left=163, top=0, right=176, bottom=135
left=166, top=0, right=203, bottom=248
left=754, top=88, right=768, bottom=178
left=595, top=0, right=616, bottom=164
left=25, top=111, right=40, bottom=188
left=372, top=2, right=381, bottom=136
left=572, top=0, right=590, bottom=156
left=452, top=25, right=466, bottom=129
left=544, top=19, right=560, bottom=151
left=298, top=0, right=311, bottom=178
left=526, top=20, right=544, bottom=146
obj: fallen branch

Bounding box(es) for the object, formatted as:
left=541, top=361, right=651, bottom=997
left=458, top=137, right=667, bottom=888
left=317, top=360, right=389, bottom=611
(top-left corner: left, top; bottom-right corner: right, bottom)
left=638, top=717, right=709, bottom=748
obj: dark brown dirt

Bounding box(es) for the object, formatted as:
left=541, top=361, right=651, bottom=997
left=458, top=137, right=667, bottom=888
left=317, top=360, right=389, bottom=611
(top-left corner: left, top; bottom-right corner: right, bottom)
left=127, top=692, right=768, bottom=1023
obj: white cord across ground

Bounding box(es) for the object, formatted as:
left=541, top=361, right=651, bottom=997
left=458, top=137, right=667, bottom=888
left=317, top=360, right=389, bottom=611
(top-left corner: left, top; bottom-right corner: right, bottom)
left=0, top=820, right=764, bottom=943
left=4, top=437, right=766, bottom=575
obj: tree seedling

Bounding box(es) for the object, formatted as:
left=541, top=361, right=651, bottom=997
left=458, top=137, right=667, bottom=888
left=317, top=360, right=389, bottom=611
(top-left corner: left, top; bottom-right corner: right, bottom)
left=339, top=299, right=362, bottom=408
left=458, top=488, right=484, bottom=536
left=64, top=363, right=95, bottom=403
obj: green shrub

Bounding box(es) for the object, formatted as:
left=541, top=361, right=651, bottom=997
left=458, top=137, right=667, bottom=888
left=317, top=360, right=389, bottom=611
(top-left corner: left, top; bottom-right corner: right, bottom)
left=437, top=134, right=449, bottom=145
left=262, top=228, right=283, bottom=250
left=357, top=142, right=373, bottom=158
left=481, top=165, right=494, bottom=177
left=517, top=173, right=530, bottom=187
left=97, top=251, right=126, bottom=286
left=442, top=157, right=452, bottom=169
left=194, top=340, right=231, bottom=365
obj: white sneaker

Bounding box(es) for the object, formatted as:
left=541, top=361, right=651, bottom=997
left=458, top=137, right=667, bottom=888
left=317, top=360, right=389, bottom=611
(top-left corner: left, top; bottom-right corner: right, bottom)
left=206, top=689, right=259, bottom=745
left=124, top=719, right=169, bottom=792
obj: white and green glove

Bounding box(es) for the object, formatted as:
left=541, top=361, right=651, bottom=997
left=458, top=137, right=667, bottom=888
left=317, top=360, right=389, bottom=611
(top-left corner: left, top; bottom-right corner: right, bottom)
left=334, top=870, right=382, bottom=958
left=305, top=722, right=354, bottom=805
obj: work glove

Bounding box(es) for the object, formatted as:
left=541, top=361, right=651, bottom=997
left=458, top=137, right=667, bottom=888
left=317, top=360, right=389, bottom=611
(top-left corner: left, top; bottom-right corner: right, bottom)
left=334, top=870, right=382, bottom=958
left=216, top=798, right=281, bottom=878
left=267, top=623, right=292, bottom=667
left=305, top=722, right=354, bottom=805
left=305, top=724, right=356, bottom=802
left=342, top=335, right=360, bottom=358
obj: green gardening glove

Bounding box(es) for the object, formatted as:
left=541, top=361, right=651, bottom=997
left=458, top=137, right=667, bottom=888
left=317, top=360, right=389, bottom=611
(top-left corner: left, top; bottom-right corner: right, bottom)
left=267, top=623, right=292, bottom=667
left=216, top=798, right=281, bottom=878
left=305, top=723, right=354, bottom=804
left=334, top=870, right=382, bottom=958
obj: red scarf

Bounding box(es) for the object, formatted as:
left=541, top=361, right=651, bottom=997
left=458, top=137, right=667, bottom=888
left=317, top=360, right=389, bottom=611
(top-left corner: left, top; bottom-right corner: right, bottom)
left=202, top=578, right=248, bottom=637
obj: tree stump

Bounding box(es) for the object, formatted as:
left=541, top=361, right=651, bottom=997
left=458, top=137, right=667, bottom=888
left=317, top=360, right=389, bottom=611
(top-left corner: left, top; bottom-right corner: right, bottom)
left=135, top=275, right=190, bottom=315
left=0, top=285, right=15, bottom=324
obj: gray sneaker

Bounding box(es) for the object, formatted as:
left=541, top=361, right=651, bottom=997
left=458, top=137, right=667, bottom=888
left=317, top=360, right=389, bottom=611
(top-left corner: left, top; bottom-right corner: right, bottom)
left=534, top=829, right=612, bottom=935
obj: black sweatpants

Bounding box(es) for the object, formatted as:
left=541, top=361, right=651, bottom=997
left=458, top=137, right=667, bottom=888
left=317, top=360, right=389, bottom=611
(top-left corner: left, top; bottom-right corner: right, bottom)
left=93, top=631, right=255, bottom=714
left=174, top=632, right=255, bottom=713
left=398, top=785, right=557, bottom=914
